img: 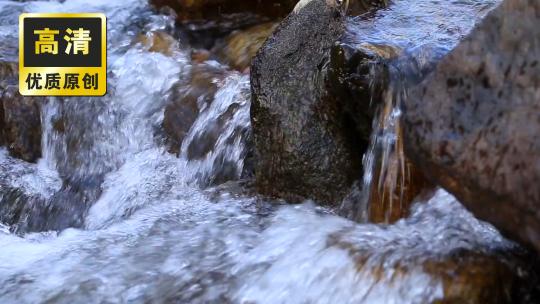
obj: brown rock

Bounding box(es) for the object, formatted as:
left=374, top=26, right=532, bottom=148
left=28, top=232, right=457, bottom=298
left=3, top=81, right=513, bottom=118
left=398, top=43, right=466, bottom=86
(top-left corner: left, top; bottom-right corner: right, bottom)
left=332, top=234, right=539, bottom=303
left=0, top=61, right=42, bottom=163
left=403, top=0, right=540, bottom=252
left=214, top=22, right=279, bottom=71
left=191, top=49, right=211, bottom=63
left=424, top=251, right=537, bottom=303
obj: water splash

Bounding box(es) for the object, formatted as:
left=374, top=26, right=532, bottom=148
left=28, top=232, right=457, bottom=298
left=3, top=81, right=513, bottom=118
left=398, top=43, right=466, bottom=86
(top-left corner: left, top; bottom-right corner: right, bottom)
left=0, top=187, right=521, bottom=303
left=179, top=72, right=251, bottom=187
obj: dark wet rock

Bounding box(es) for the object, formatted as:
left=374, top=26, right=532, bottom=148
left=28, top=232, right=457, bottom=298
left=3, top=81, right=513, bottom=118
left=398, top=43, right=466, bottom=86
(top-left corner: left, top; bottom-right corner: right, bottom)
left=213, top=22, right=279, bottom=71
left=163, top=91, right=200, bottom=155
left=240, top=133, right=255, bottom=180
left=162, top=64, right=226, bottom=155
left=177, top=13, right=272, bottom=50
left=1, top=90, right=43, bottom=163
left=15, top=178, right=102, bottom=233
left=0, top=178, right=102, bottom=234
left=0, top=91, right=4, bottom=147
left=0, top=186, right=44, bottom=232
left=186, top=119, right=220, bottom=160
left=403, top=0, right=540, bottom=252
left=0, top=62, right=42, bottom=163
left=208, top=154, right=240, bottom=185
left=51, top=116, right=66, bottom=133
left=49, top=99, right=117, bottom=184
left=251, top=0, right=387, bottom=206
left=327, top=42, right=394, bottom=143
left=251, top=0, right=354, bottom=205
left=151, top=0, right=297, bottom=23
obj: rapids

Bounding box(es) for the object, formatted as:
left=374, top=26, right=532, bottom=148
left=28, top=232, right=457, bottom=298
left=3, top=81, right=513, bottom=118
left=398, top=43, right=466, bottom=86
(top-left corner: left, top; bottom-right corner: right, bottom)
left=0, top=0, right=533, bottom=303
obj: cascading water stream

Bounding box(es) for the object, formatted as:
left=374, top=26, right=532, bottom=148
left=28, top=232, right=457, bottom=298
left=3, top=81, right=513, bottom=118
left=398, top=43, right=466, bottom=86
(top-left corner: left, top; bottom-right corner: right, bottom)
left=342, top=0, right=501, bottom=223
left=0, top=0, right=537, bottom=303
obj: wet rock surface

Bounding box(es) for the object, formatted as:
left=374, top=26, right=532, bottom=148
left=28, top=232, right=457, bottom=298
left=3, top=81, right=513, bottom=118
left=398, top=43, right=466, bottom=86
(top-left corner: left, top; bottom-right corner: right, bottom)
left=251, top=0, right=364, bottom=206
left=250, top=0, right=445, bottom=210
left=403, top=0, right=540, bottom=252
left=0, top=62, right=42, bottom=163
left=2, top=182, right=100, bottom=234
left=326, top=42, right=391, bottom=147
left=0, top=186, right=44, bottom=233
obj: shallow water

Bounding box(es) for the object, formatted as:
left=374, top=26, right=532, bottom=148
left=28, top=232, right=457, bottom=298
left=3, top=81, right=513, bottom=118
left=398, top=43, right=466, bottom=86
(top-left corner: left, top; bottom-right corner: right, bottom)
left=0, top=0, right=531, bottom=303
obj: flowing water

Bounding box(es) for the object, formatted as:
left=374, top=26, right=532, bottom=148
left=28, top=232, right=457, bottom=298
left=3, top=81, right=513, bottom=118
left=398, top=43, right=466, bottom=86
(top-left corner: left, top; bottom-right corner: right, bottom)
left=341, top=0, right=501, bottom=222
left=0, top=0, right=536, bottom=303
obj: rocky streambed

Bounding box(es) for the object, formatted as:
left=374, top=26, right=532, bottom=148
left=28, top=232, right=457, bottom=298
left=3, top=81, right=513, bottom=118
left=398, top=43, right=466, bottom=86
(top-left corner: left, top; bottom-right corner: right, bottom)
left=0, top=0, right=539, bottom=303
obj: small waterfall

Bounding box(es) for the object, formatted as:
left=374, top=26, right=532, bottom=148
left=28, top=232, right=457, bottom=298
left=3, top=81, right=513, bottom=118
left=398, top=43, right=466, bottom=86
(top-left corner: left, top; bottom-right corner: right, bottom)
left=357, top=75, right=410, bottom=223
left=1, top=0, right=252, bottom=231
left=343, top=0, right=501, bottom=223
left=355, top=65, right=431, bottom=223
left=179, top=72, right=251, bottom=187
left=84, top=70, right=251, bottom=229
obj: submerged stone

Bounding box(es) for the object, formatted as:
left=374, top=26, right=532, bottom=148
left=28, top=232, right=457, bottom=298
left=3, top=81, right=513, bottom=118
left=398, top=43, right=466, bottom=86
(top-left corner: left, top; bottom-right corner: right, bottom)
left=136, top=31, right=181, bottom=56
left=162, top=63, right=226, bottom=155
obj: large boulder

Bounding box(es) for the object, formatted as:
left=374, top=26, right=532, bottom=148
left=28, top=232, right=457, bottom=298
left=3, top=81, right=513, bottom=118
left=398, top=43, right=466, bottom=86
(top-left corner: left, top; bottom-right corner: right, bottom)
left=0, top=62, right=42, bottom=163
left=250, top=0, right=412, bottom=207
left=250, top=0, right=360, bottom=205
left=403, top=0, right=540, bottom=251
